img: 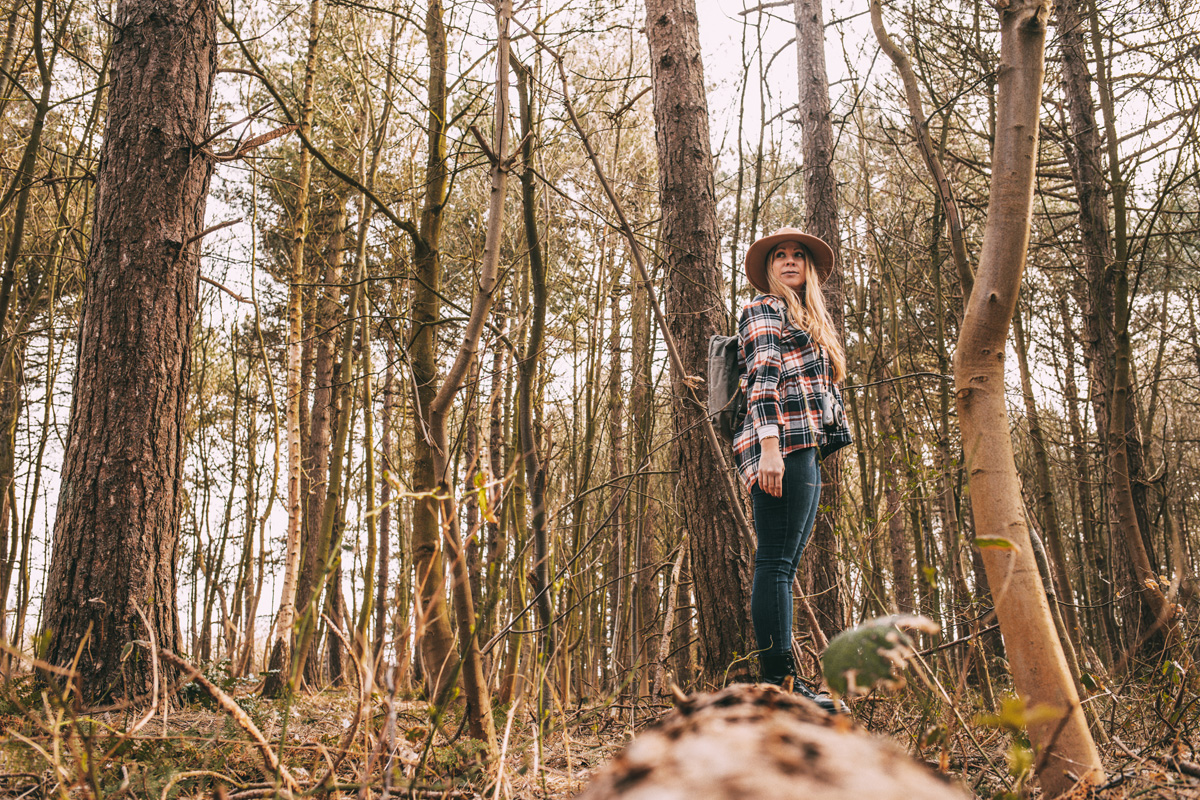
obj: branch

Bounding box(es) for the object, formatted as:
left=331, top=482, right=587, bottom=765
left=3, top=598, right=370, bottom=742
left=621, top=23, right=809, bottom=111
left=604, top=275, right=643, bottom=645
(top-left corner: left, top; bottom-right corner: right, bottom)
left=215, top=5, right=418, bottom=237
left=204, top=124, right=298, bottom=161
left=469, top=124, right=499, bottom=165
left=201, top=275, right=251, bottom=303
left=738, top=0, right=791, bottom=14
left=153, top=648, right=302, bottom=795
left=869, top=0, right=974, bottom=298
left=186, top=217, right=242, bottom=246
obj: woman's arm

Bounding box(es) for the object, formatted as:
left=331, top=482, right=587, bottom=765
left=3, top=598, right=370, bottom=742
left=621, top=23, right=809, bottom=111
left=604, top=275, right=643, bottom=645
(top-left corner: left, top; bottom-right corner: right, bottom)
left=741, top=298, right=786, bottom=496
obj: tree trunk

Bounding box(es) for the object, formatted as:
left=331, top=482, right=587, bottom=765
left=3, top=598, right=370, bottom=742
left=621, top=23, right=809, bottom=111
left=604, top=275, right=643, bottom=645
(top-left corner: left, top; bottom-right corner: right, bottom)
left=1056, top=293, right=1118, bottom=664
left=375, top=338, right=395, bottom=680
left=263, top=0, right=320, bottom=700
left=1012, top=305, right=1080, bottom=639
left=514, top=56, right=554, bottom=702
left=41, top=0, right=216, bottom=701
left=646, top=0, right=753, bottom=678
left=952, top=0, right=1103, bottom=792
left=1054, top=0, right=1173, bottom=653
left=871, top=278, right=914, bottom=614
left=408, top=0, right=459, bottom=700
left=793, top=0, right=846, bottom=637
left=297, top=199, right=347, bottom=686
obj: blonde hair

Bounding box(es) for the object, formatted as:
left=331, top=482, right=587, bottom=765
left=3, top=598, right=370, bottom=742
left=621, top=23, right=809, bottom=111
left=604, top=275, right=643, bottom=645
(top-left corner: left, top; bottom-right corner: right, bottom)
left=765, top=244, right=847, bottom=382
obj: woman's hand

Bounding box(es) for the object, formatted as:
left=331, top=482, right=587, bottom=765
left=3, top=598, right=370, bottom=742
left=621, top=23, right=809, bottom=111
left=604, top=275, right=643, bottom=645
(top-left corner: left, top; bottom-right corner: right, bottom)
left=758, top=436, right=784, bottom=497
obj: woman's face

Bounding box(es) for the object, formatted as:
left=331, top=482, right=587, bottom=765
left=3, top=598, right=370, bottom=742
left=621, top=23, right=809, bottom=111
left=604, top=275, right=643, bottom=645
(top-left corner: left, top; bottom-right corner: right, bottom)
left=769, top=241, right=809, bottom=292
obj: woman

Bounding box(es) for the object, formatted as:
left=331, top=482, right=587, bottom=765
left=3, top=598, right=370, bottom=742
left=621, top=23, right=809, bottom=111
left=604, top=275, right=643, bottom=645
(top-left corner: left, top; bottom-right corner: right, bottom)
left=734, top=227, right=853, bottom=708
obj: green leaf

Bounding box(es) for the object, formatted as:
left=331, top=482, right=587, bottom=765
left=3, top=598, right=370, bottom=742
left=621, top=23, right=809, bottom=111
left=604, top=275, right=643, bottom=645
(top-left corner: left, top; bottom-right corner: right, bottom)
left=821, top=614, right=940, bottom=697
left=1007, top=742, right=1034, bottom=779
left=474, top=472, right=499, bottom=524
left=976, top=695, right=1065, bottom=733
left=973, top=537, right=1016, bottom=550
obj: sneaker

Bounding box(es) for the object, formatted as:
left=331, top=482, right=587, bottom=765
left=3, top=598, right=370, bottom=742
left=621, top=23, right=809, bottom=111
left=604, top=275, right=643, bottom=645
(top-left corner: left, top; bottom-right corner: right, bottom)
left=793, top=680, right=847, bottom=714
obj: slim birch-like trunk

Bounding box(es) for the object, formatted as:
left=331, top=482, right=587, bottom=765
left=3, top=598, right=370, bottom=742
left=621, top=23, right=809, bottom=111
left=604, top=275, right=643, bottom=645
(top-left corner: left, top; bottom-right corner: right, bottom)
left=263, top=0, right=320, bottom=700
left=953, top=0, right=1103, bottom=791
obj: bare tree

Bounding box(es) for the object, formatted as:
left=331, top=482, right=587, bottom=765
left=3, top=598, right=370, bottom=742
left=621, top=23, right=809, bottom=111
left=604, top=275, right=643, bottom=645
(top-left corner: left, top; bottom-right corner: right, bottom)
left=953, top=0, right=1104, bottom=791
left=261, top=0, right=321, bottom=699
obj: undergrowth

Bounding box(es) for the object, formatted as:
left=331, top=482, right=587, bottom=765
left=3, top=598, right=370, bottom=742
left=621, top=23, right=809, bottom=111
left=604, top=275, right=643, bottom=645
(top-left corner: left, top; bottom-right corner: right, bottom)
left=2, top=649, right=1200, bottom=799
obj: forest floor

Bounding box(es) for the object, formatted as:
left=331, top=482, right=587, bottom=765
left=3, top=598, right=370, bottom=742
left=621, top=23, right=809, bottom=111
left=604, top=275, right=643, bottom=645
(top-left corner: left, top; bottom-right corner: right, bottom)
left=2, top=667, right=1200, bottom=799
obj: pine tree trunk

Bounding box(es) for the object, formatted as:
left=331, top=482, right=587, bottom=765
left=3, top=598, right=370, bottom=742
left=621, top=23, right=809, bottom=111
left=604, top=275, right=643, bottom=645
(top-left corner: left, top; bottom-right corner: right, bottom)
left=646, top=0, right=753, bottom=678
left=793, top=0, right=846, bottom=637
left=297, top=201, right=347, bottom=686
left=41, top=0, right=216, bottom=701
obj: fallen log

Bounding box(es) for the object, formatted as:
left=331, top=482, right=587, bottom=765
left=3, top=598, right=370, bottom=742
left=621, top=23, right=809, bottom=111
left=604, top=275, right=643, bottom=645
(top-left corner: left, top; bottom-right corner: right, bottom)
left=577, top=684, right=969, bottom=799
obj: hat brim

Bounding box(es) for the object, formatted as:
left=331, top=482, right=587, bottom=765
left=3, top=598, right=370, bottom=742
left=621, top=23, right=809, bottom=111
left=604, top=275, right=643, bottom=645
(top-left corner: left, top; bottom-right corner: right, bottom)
left=744, top=231, right=835, bottom=294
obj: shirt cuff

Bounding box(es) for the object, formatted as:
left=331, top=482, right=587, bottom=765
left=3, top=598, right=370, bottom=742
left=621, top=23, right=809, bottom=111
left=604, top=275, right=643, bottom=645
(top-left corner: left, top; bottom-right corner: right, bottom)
left=756, top=425, right=780, bottom=441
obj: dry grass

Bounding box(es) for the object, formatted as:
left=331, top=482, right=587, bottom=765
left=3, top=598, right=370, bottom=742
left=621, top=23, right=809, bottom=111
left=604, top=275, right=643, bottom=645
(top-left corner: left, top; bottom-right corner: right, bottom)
left=2, top=660, right=1200, bottom=799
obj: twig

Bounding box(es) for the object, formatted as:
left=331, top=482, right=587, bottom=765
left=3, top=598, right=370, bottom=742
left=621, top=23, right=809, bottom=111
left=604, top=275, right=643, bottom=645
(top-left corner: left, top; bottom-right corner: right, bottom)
left=203, top=123, right=298, bottom=161
left=843, top=371, right=951, bottom=391
left=186, top=217, right=243, bottom=246
left=201, top=275, right=251, bottom=303
left=1162, top=756, right=1200, bottom=779
left=317, top=613, right=365, bottom=791
left=0, top=638, right=77, bottom=678
left=151, top=648, right=301, bottom=795
left=124, top=605, right=159, bottom=738
left=159, top=770, right=248, bottom=800
left=738, top=0, right=791, bottom=13
left=917, top=623, right=1001, bottom=656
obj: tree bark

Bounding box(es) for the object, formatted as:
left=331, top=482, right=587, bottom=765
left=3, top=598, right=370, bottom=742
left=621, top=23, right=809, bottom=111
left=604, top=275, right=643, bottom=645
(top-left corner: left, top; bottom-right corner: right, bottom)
left=407, top=0, right=458, bottom=700
left=41, top=0, right=216, bottom=701
left=263, top=0, right=320, bottom=700
left=1012, top=305, right=1080, bottom=638
left=296, top=199, right=346, bottom=686
left=952, top=0, right=1104, bottom=792
left=514, top=56, right=554, bottom=694
left=646, top=0, right=753, bottom=678
left=1054, top=0, right=1173, bottom=653
left=793, top=0, right=846, bottom=637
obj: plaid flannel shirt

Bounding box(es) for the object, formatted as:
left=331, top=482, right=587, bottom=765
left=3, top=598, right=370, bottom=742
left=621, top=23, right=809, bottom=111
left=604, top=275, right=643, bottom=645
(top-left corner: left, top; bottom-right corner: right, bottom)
left=733, top=294, right=853, bottom=490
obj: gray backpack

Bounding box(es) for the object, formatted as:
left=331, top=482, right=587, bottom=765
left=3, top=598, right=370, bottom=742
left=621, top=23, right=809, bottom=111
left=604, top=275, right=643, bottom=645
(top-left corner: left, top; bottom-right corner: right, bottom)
left=707, top=334, right=746, bottom=441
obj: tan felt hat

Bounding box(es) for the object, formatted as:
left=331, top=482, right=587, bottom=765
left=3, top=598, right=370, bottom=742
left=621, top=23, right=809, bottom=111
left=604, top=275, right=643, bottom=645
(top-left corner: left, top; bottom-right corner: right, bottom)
left=744, top=227, right=835, bottom=293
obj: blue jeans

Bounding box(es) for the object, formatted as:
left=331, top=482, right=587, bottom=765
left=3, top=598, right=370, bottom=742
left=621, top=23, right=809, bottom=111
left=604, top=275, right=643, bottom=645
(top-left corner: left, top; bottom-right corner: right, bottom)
left=750, top=446, right=822, bottom=656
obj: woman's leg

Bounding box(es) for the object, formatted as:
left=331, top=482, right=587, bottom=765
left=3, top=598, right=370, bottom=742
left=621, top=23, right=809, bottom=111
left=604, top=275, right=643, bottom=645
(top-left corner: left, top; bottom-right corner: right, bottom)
left=750, top=447, right=822, bottom=656
left=786, top=447, right=822, bottom=578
